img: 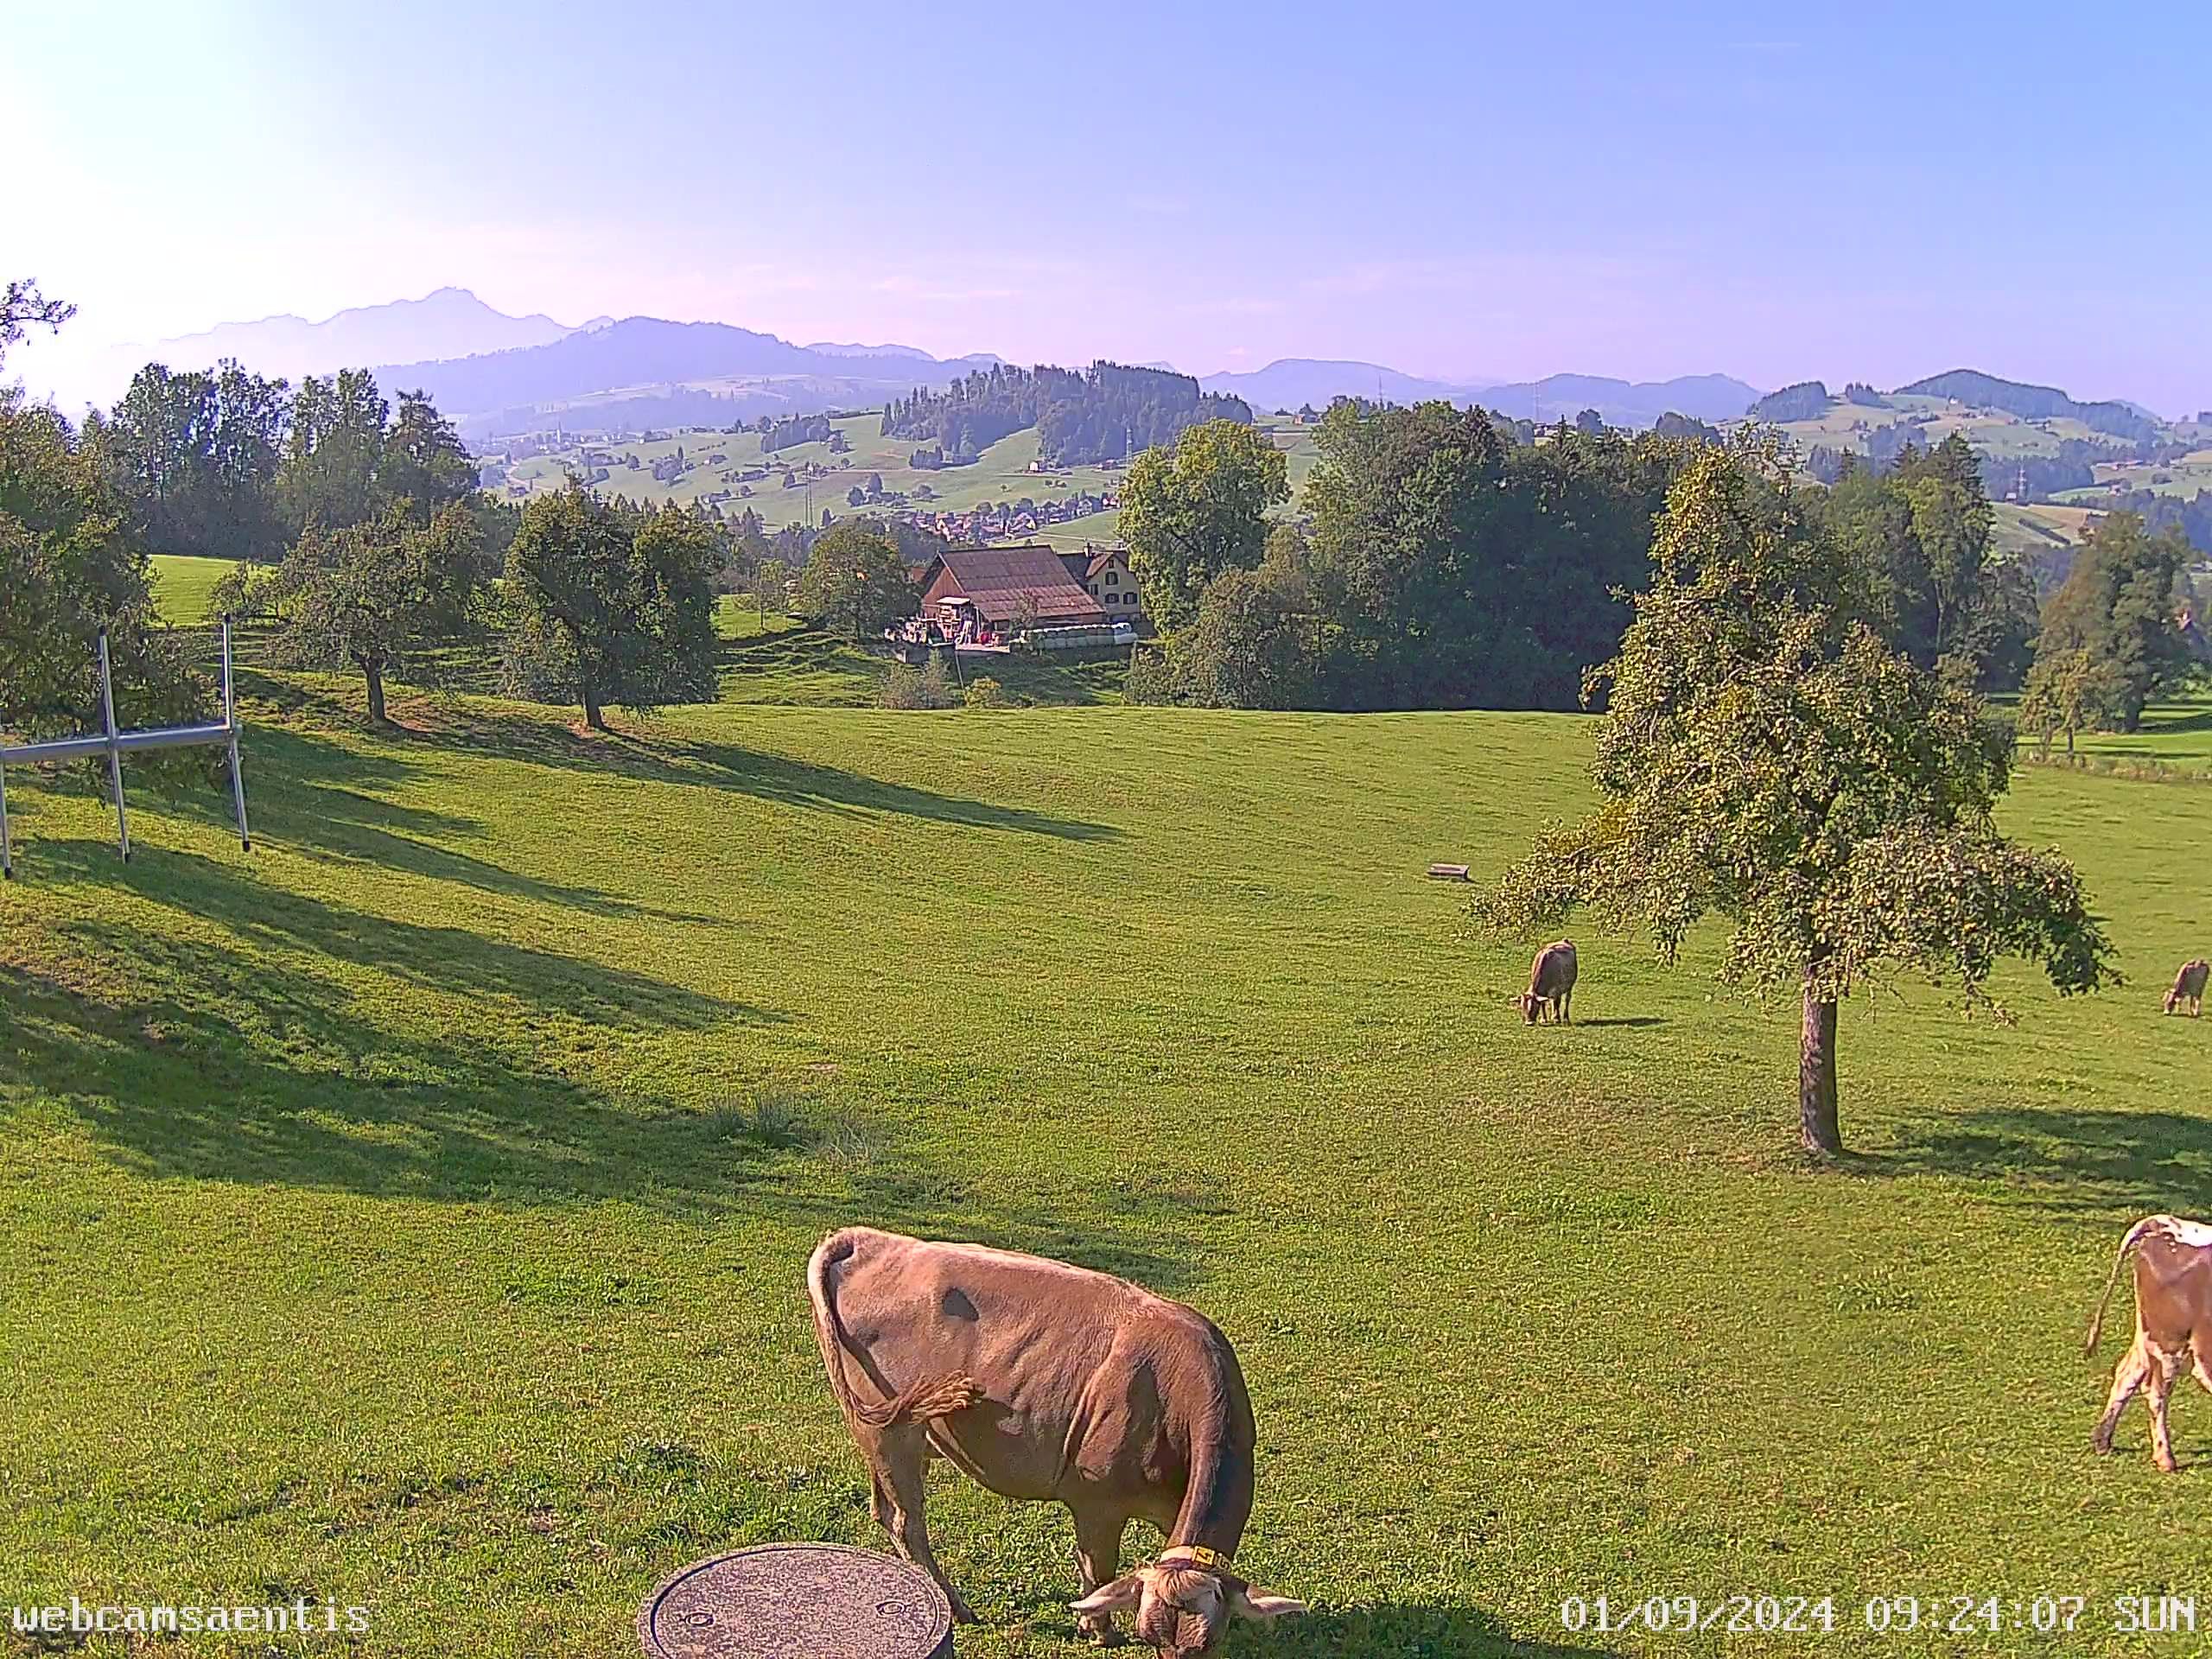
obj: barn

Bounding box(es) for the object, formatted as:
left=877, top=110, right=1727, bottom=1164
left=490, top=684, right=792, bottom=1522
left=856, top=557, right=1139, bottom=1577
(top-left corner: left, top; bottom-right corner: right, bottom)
left=914, top=544, right=1109, bottom=634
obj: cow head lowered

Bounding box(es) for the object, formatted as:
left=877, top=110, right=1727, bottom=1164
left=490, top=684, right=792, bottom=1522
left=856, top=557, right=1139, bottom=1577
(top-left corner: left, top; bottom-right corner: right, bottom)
left=1070, top=1551, right=1303, bottom=1656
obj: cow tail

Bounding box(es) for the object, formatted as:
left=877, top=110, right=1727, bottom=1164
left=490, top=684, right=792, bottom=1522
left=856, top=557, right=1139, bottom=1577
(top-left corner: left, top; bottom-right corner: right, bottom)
left=2085, top=1217, right=2164, bottom=1356
left=808, top=1231, right=983, bottom=1429
left=856, top=1371, right=985, bottom=1429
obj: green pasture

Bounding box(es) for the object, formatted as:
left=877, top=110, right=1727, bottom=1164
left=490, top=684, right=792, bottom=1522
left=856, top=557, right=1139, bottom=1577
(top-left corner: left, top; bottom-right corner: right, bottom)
left=490, top=416, right=1316, bottom=549
left=2011, top=694, right=2212, bottom=776
left=494, top=418, right=1125, bottom=537
left=1992, top=502, right=2092, bottom=561
left=149, top=554, right=236, bottom=626
left=2056, top=449, right=2212, bottom=505
left=4, top=658, right=2212, bottom=1656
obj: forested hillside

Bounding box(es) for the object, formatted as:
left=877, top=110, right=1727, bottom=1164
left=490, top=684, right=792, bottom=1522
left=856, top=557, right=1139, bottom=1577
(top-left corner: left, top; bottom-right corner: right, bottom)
left=1895, top=370, right=2158, bottom=442
left=881, top=361, right=1249, bottom=466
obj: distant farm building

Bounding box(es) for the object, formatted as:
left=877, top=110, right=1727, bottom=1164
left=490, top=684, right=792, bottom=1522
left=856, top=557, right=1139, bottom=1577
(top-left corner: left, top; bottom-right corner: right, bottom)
left=1068, top=548, right=1141, bottom=615
left=914, top=544, right=1112, bottom=632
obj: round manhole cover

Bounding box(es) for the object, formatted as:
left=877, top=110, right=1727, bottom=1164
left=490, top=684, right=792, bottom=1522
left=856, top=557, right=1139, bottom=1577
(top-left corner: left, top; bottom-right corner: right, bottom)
left=639, top=1543, right=954, bottom=1659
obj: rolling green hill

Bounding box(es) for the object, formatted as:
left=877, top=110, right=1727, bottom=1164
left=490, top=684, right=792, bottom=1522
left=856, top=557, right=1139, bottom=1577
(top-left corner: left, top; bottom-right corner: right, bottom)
left=495, top=417, right=1127, bottom=542
left=3, top=667, right=2210, bottom=1656
left=493, top=416, right=1319, bottom=550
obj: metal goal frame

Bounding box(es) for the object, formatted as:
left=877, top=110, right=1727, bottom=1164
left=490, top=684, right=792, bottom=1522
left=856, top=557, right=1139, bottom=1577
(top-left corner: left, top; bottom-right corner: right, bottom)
left=0, top=617, right=251, bottom=878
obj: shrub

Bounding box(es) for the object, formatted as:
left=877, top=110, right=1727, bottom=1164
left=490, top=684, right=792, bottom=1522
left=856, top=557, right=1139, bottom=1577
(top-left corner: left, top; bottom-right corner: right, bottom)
left=964, top=675, right=1009, bottom=709
left=880, top=653, right=958, bottom=710
left=1123, top=646, right=1177, bottom=705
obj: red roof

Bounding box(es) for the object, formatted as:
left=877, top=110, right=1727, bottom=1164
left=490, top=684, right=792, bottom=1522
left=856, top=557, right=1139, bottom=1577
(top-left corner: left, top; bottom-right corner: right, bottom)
left=924, top=544, right=1107, bottom=626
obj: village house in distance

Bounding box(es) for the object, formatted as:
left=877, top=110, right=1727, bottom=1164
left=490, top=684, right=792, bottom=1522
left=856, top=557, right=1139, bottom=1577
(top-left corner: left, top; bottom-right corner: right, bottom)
left=911, top=543, right=1146, bottom=639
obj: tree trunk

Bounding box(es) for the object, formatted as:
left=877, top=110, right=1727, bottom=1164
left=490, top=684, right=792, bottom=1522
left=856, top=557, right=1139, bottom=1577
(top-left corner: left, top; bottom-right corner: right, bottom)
left=1799, top=984, right=1841, bottom=1155
left=364, top=660, right=386, bottom=723
left=582, top=677, right=605, bottom=731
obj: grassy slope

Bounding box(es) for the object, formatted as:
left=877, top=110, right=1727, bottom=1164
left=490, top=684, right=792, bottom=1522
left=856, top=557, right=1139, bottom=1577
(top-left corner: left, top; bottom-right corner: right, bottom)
left=498, top=416, right=1318, bottom=549
left=501, top=418, right=1128, bottom=539
left=4, top=678, right=2212, bottom=1656
left=150, top=554, right=235, bottom=626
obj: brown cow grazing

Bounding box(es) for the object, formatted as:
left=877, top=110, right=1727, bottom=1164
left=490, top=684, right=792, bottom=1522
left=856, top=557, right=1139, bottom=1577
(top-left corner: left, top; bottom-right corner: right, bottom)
left=807, top=1228, right=1303, bottom=1653
left=2164, top=958, right=2209, bottom=1016
left=2087, top=1214, right=2212, bottom=1471
left=1515, top=939, right=1578, bottom=1024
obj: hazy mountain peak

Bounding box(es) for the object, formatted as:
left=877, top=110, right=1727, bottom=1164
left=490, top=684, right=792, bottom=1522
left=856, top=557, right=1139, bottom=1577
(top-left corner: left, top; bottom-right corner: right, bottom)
left=146, top=288, right=574, bottom=385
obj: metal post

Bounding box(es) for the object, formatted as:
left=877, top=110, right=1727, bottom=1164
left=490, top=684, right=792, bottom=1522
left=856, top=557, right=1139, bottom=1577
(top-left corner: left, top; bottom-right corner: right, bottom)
left=96, top=627, right=129, bottom=862
left=220, top=615, right=251, bottom=852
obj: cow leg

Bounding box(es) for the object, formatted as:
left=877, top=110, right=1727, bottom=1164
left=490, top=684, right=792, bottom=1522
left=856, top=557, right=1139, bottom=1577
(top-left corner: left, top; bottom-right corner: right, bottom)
left=2093, top=1339, right=2152, bottom=1454
left=2147, top=1345, right=2186, bottom=1473
left=1560, top=984, right=1573, bottom=1024
left=1070, top=1507, right=1129, bottom=1646
left=877, top=1433, right=978, bottom=1623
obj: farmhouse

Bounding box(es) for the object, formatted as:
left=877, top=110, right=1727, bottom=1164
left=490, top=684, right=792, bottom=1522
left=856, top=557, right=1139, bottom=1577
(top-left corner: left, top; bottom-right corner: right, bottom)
left=914, top=544, right=1109, bottom=632
left=1063, top=547, right=1142, bottom=617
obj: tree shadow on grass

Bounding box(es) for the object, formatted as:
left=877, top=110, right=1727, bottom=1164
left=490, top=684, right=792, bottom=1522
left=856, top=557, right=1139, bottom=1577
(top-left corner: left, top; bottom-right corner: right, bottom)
left=1853, top=1106, right=2212, bottom=1219
left=143, top=721, right=737, bottom=927
left=386, top=704, right=1120, bottom=842
left=1573, top=1017, right=1665, bottom=1029
left=2133, top=705, right=2212, bottom=738
left=29, top=840, right=750, bottom=1028
left=0, top=851, right=1196, bottom=1284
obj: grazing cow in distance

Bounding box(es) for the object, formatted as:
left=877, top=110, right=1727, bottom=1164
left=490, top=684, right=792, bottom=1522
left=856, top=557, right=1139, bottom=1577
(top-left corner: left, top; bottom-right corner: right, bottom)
left=2164, top=958, right=2209, bottom=1016
left=2087, top=1214, right=2212, bottom=1471
left=807, top=1227, right=1303, bottom=1653
left=1515, top=939, right=1578, bottom=1024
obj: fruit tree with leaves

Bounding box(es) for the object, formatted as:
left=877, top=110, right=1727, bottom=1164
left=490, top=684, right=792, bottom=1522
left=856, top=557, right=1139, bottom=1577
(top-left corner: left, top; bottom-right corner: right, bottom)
left=1477, top=437, right=2115, bottom=1154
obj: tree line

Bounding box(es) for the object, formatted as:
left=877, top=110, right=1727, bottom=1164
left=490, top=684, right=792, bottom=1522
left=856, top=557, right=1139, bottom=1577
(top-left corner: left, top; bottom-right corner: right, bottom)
left=1122, top=410, right=2200, bottom=733
left=881, top=361, right=1250, bottom=467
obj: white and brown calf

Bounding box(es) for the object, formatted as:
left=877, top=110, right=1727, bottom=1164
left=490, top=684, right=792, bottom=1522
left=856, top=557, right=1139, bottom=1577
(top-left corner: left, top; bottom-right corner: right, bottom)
left=2088, top=1214, right=2212, bottom=1471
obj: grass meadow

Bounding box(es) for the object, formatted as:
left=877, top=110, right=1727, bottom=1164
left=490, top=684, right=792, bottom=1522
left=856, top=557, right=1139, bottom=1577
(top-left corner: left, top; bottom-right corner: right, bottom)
left=499, top=418, right=1134, bottom=541
left=149, top=556, right=234, bottom=626
left=496, top=415, right=1318, bottom=548
left=4, top=642, right=2212, bottom=1656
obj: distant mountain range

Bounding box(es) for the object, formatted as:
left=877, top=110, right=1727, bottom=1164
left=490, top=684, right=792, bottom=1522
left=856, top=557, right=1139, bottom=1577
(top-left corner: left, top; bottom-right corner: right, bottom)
left=147, top=287, right=572, bottom=383
left=74, top=287, right=2190, bottom=455
left=1197, top=359, right=1764, bottom=425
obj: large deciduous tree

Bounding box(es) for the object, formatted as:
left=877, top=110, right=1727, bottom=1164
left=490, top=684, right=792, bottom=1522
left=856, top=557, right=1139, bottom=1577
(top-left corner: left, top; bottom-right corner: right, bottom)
left=378, top=391, right=479, bottom=524
left=1162, top=563, right=1315, bottom=709
left=0, top=391, right=209, bottom=785
left=1303, top=400, right=1684, bottom=711
left=794, top=521, right=913, bottom=639
left=1477, top=439, right=2115, bottom=1155
left=263, top=501, right=483, bottom=721
left=277, top=369, right=391, bottom=533
left=2031, top=512, right=2197, bottom=731
left=86, top=360, right=291, bottom=563
left=502, top=483, right=720, bottom=729
left=1121, top=419, right=1288, bottom=632
left=1810, top=436, right=2030, bottom=687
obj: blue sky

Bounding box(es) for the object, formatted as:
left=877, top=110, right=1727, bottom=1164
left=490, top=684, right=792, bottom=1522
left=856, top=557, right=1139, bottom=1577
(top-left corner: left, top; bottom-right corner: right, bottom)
left=8, top=0, right=2210, bottom=410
